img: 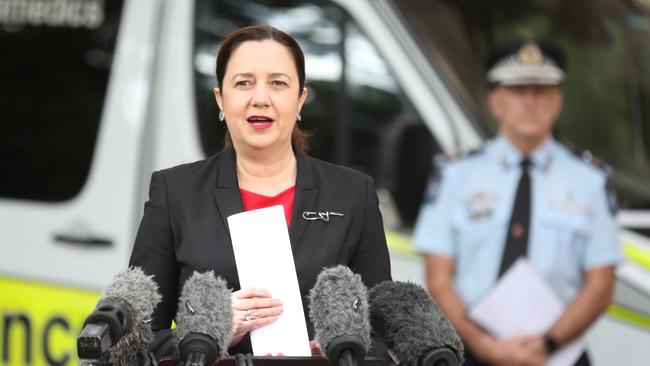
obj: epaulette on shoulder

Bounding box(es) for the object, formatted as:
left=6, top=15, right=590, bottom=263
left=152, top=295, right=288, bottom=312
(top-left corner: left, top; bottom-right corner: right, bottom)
left=463, top=146, right=485, bottom=158
left=567, top=145, right=613, bottom=176
left=435, top=146, right=485, bottom=166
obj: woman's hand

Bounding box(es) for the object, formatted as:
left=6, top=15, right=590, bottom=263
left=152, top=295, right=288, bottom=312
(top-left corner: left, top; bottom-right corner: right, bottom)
left=229, top=288, right=284, bottom=348
left=310, top=340, right=322, bottom=356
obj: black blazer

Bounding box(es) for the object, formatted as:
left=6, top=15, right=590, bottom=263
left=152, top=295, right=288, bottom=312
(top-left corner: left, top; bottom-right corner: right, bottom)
left=129, top=146, right=391, bottom=354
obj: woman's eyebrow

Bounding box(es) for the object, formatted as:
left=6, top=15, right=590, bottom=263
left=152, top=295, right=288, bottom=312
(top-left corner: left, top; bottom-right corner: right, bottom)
left=269, top=72, right=291, bottom=80
left=231, top=72, right=254, bottom=81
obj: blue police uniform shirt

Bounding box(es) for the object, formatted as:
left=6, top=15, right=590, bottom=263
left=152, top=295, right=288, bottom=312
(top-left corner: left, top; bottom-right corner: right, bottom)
left=413, top=136, right=623, bottom=307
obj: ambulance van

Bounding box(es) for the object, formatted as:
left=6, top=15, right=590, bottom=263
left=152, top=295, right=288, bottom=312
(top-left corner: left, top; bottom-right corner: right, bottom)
left=1, top=0, right=649, bottom=365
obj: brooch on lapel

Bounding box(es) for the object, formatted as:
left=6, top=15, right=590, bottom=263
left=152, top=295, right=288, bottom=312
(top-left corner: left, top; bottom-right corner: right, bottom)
left=302, top=211, right=344, bottom=222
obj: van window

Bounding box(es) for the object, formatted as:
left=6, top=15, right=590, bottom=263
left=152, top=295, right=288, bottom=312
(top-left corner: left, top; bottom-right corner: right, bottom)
left=0, top=0, right=123, bottom=202
left=194, top=0, right=433, bottom=227
left=393, top=0, right=650, bottom=210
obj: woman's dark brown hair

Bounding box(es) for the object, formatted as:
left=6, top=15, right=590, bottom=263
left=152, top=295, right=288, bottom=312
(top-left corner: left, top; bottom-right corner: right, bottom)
left=216, top=24, right=309, bottom=151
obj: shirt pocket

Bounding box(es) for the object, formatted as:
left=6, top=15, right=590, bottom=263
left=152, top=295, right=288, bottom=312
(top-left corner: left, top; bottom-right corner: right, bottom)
left=538, top=209, right=591, bottom=278
left=453, top=207, right=509, bottom=257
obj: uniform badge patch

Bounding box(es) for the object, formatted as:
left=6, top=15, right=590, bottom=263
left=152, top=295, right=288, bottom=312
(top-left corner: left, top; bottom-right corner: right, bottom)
left=465, top=191, right=497, bottom=221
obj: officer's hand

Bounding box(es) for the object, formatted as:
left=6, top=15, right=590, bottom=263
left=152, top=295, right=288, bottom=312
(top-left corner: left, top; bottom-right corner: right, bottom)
left=522, top=335, right=549, bottom=362
left=490, top=334, right=545, bottom=366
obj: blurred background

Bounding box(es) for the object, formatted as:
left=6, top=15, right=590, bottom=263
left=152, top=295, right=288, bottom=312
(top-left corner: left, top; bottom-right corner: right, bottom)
left=1, top=0, right=649, bottom=365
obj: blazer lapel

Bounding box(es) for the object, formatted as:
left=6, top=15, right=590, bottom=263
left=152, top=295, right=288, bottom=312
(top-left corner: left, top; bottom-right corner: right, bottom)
left=289, top=148, right=318, bottom=251
left=212, top=147, right=243, bottom=236
left=212, top=146, right=318, bottom=250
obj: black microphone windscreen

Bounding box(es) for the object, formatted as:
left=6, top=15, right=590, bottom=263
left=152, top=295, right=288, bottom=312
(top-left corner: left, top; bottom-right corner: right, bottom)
left=96, top=267, right=161, bottom=365
left=308, top=265, right=371, bottom=358
left=175, top=271, right=233, bottom=359
left=368, top=281, right=464, bottom=366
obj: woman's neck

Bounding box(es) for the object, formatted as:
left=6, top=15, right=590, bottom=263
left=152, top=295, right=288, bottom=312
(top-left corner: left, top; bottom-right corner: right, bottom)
left=235, top=144, right=297, bottom=196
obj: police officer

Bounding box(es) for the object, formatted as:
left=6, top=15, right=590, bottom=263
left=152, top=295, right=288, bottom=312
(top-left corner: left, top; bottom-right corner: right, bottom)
left=413, top=40, right=622, bottom=366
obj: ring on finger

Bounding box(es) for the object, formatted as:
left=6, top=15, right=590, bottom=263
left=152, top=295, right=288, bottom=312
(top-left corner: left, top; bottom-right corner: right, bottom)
left=243, top=310, right=252, bottom=322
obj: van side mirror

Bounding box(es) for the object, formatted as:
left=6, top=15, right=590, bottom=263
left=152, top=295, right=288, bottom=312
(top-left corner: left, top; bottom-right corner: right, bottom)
left=376, top=115, right=440, bottom=228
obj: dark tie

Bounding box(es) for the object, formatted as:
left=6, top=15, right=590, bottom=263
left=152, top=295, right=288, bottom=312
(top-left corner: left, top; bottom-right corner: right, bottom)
left=498, top=159, right=532, bottom=277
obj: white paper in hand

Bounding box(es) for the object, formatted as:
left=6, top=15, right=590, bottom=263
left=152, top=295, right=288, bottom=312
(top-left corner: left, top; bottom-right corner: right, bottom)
left=227, top=205, right=310, bottom=356
left=468, top=258, right=585, bottom=366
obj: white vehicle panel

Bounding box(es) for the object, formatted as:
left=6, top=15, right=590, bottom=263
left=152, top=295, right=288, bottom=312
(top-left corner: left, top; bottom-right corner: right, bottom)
left=0, top=0, right=160, bottom=289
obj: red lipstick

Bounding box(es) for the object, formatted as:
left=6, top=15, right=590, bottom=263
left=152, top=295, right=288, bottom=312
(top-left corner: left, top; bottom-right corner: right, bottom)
left=247, top=115, right=274, bottom=130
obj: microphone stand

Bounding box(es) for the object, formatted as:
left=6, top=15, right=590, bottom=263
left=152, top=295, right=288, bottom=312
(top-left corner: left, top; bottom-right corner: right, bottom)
left=234, top=353, right=255, bottom=366
left=326, top=335, right=365, bottom=366
left=338, top=349, right=357, bottom=366
left=179, top=333, right=219, bottom=366
left=138, top=351, right=160, bottom=366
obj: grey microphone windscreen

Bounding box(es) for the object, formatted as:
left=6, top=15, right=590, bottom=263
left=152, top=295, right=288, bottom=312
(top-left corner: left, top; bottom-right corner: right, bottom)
left=308, top=265, right=371, bottom=356
left=175, top=271, right=233, bottom=359
left=368, top=281, right=464, bottom=366
left=102, top=267, right=161, bottom=366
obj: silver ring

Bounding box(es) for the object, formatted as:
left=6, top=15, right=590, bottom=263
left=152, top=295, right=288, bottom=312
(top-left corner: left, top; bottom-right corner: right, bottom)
left=243, top=310, right=251, bottom=322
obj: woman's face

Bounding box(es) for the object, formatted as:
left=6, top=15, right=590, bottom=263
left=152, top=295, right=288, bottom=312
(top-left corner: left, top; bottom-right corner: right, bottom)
left=214, top=40, right=307, bottom=153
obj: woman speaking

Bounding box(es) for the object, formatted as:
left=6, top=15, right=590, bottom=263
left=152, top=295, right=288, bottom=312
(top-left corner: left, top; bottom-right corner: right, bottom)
left=129, top=25, right=391, bottom=355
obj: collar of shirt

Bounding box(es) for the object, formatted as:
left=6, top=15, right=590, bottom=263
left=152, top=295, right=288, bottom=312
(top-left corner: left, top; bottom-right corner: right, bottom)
left=488, top=135, right=557, bottom=172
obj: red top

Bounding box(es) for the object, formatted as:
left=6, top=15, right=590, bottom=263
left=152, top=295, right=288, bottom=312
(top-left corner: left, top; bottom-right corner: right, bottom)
left=240, top=186, right=296, bottom=227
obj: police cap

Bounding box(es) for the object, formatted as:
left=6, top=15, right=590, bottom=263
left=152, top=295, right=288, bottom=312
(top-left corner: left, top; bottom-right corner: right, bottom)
left=486, top=39, right=566, bottom=86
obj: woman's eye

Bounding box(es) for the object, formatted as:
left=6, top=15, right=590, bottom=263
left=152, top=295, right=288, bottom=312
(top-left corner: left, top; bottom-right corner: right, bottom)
left=271, top=80, right=288, bottom=87
left=235, top=80, right=253, bottom=87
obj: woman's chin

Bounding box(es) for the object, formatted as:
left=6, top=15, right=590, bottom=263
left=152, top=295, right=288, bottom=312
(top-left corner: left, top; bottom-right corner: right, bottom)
left=237, top=135, right=289, bottom=152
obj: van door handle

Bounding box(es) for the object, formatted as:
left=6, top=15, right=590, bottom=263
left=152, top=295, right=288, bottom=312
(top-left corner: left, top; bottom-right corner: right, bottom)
left=53, top=233, right=113, bottom=247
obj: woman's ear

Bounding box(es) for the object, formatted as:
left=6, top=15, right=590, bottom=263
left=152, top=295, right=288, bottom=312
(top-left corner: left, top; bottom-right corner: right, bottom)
left=213, top=87, right=224, bottom=110
left=298, top=87, right=308, bottom=111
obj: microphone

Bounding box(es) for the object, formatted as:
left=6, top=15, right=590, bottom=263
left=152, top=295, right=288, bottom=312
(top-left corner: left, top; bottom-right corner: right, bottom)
left=309, top=265, right=371, bottom=366
left=175, top=271, right=233, bottom=366
left=77, top=267, right=161, bottom=365
left=368, top=281, right=464, bottom=366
